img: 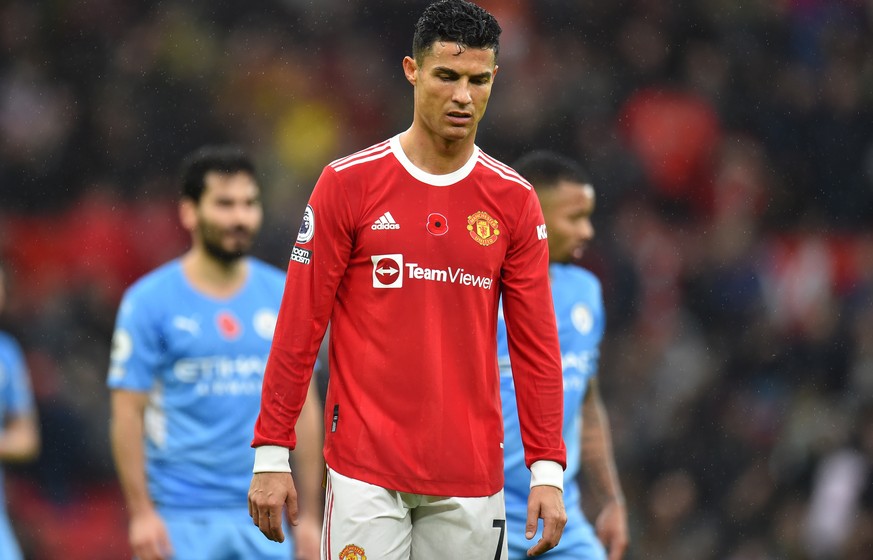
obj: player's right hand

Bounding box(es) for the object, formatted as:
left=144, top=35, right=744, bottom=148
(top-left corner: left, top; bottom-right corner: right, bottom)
left=249, top=471, right=298, bottom=543
left=129, top=508, right=173, bottom=560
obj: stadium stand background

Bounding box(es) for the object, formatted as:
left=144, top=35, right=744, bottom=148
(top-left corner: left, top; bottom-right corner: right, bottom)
left=1, top=1, right=872, bottom=558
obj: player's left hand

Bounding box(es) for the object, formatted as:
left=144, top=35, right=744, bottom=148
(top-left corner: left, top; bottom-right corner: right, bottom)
left=595, top=500, right=628, bottom=560
left=525, top=485, right=567, bottom=556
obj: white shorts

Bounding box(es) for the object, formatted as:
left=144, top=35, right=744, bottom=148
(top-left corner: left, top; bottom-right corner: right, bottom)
left=322, top=467, right=508, bottom=560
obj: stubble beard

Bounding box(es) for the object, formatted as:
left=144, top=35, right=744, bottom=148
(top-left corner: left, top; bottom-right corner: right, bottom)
left=199, top=223, right=254, bottom=265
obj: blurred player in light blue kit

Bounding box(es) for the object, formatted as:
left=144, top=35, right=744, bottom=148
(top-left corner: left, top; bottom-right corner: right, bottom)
left=498, top=151, right=628, bottom=559
left=0, top=262, right=40, bottom=560
left=107, top=146, right=323, bottom=560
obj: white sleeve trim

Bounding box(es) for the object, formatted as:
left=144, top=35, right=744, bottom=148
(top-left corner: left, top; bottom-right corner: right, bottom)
left=530, top=460, right=564, bottom=491
left=253, top=445, right=292, bottom=473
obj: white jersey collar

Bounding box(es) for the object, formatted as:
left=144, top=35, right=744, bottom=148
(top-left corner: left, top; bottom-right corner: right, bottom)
left=390, top=134, right=479, bottom=187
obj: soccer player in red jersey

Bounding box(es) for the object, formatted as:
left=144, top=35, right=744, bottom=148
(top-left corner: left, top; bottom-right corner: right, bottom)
left=249, top=1, right=567, bottom=557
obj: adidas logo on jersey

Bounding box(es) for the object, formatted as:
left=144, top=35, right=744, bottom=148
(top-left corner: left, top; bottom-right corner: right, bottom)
left=372, top=212, right=400, bottom=230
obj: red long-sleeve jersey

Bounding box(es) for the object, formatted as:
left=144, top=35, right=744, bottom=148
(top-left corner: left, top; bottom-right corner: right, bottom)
left=254, top=136, right=565, bottom=497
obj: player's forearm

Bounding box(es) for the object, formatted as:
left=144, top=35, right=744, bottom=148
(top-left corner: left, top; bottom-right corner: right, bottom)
left=252, top=296, right=327, bottom=448
left=253, top=346, right=317, bottom=450
left=110, top=394, right=155, bottom=516
left=292, top=379, right=325, bottom=521
left=503, top=287, right=566, bottom=468
left=0, top=414, right=39, bottom=462
left=581, top=390, right=624, bottom=507
left=111, top=424, right=155, bottom=515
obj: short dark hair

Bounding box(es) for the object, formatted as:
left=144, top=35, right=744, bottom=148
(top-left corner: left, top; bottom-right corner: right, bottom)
left=413, top=0, right=502, bottom=64
left=512, top=150, right=592, bottom=191
left=180, top=145, right=256, bottom=203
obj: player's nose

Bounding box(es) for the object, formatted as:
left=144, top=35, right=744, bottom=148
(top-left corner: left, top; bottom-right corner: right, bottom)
left=230, top=202, right=260, bottom=225
left=452, top=81, right=473, bottom=105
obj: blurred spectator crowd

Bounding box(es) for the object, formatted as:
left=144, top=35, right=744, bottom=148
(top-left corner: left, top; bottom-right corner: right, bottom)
left=1, top=0, right=873, bottom=558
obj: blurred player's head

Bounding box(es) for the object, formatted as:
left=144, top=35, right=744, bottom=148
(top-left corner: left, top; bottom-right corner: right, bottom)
left=179, top=145, right=262, bottom=265
left=513, top=151, right=595, bottom=264
left=404, top=0, right=502, bottom=145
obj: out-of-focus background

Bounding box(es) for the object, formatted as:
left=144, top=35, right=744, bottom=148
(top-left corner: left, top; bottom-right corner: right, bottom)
left=1, top=1, right=872, bottom=558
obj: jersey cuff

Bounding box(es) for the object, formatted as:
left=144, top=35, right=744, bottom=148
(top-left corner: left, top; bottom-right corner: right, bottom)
left=530, top=460, right=564, bottom=491
left=253, top=445, right=292, bottom=473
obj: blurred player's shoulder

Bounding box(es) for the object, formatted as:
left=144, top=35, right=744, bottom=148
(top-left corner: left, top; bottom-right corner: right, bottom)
left=551, top=263, right=602, bottom=299
left=122, top=259, right=184, bottom=300
left=111, top=260, right=184, bottom=323
left=0, top=330, right=21, bottom=353
left=246, top=257, right=286, bottom=292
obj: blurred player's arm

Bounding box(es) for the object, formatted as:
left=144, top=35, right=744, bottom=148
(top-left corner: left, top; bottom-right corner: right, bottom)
left=110, top=388, right=173, bottom=560
left=290, top=378, right=324, bottom=560
left=0, top=411, right=39, bottom=462
left=581, top=377, right=628, bottom=560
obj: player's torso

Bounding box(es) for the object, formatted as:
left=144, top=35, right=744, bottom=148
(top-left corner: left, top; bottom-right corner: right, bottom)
left=320, top=142, right=535, bottom=495
left=500, top=264, right=603, bottom=407
left=343, top=165, right=511, bottom=304
left=109, top=261, right=282, bottom=450
left=153, top=272, right=279, bottom=421
left=326, top=145, right=529, bottom=406
left=550, top=265, right=604, bottom=431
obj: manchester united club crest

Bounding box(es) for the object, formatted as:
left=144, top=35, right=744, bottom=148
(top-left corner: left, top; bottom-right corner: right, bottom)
left=339, top=544, right=367, bottom=560
left=467, top=211, right=500, bottom=246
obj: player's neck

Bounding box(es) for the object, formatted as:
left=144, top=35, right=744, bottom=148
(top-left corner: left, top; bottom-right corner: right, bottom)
left=181, top=249, right=249, bottom=299
left=398, top=127, right=476, bottom=175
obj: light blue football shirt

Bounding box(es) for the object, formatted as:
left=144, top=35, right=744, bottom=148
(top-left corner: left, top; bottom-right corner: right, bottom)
left=499, top=263, right=606, bottom=559
left=0, top=331, right=36, bottom=560
left=107, top=258, right=285, bottom=509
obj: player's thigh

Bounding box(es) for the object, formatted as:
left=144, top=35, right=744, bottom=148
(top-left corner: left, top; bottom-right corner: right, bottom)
left=161, top=507, right=292, bottom=560
left=323, top=467, right=412, bottom=560
left=410, top=490, right=508, bottom=560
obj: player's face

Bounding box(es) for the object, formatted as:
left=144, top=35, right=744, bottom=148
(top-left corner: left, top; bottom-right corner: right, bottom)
left=540, top=181, right=595, bottom=263
left=190, top=171, right=263, bottom=263
left=404, top=42, right=498, bottom=144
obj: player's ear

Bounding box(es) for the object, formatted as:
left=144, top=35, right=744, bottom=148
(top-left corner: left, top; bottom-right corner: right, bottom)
left=402, top=56, right=418, bottom=86
left=179, top=197, right=197, bottom=232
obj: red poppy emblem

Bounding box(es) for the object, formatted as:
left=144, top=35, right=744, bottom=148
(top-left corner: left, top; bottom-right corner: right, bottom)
left=216, top=311, right=242, bottom=340
left=426, top=213, right=448, bottom=236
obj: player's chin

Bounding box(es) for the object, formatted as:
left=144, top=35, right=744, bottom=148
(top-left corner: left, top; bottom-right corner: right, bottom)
left=441, top=124, right=474, bottom=141
left=227, top=243, right=252, bottom=257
